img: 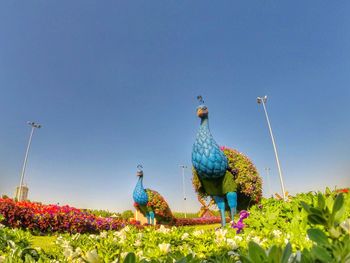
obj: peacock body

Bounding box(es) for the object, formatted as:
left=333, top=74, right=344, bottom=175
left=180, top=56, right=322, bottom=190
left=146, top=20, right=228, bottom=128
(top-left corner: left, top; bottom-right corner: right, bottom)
left=192, top=96, right=254, bottom=226
left=133, top=166, right=173, bottom=225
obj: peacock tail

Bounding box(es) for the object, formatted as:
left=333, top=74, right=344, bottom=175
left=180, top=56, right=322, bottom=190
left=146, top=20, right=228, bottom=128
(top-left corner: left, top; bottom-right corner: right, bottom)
left=192, top=146, right=262, bottom=210
left=134, top=189, right=174, bottom=224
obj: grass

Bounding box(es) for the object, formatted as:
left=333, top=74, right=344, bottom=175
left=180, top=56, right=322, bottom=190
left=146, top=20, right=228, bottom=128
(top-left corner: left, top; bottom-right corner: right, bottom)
left=31, top=235, right=57, bottom=252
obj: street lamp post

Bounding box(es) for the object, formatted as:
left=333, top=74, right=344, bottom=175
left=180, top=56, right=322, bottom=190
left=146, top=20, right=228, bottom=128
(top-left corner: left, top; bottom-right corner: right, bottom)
left=257, top=96, right=286, bottom=200
left=179, top=165, right=187, bottom=218
left=17, top=121, right=41, bottom=201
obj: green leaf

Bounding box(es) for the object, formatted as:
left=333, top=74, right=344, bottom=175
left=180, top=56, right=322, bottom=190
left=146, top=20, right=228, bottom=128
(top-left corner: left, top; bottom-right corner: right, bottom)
left=307, top=229, right=330, bottom=246
left=333, top=204, right=346, bottom=224
left=311, top=246, right=332, bottom=262
left=308, top=214, right=327, bottom=225
left=300, top=248, right=313, bottom=263
left=300, top=202, right=311, bottom=214
left=281, top=243, right=292, bottom=263
left=240, top=255, right=254, bottom=263
left=267, top=245, right=282, bottom=263
left=317, top=193, right=326, bottom=210
left=332, top=194, right=344, bottom=215
left=328, top=227, right=341, bottom=239
left=248, top=241, right=267, bottom=262
left=123, top=252, right=136, bottom=263
left=309, top=207, right=323, bottom=217
left=175, top=257, right=187, bottom=263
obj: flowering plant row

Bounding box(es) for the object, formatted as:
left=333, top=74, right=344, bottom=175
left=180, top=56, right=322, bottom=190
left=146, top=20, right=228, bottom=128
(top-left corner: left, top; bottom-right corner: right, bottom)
left=1, top=188, right=349, bottom=262
left=0, top=189, right=349, bottom=262
left=0, top=198, right=128, bottom=234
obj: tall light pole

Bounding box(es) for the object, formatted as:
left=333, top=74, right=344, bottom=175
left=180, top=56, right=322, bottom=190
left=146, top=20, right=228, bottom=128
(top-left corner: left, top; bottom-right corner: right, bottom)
left=257, top=96, right=286, bottom=200
left=179, top=165, right=187, bottom=218
left=17, top=121, right=41, bottom=201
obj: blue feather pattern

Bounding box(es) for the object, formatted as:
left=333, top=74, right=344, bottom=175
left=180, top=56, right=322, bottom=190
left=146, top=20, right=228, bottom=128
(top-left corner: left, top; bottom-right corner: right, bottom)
left=133, top=177, right=148, bottom=205
left=192, top=117, right=228, bottom=179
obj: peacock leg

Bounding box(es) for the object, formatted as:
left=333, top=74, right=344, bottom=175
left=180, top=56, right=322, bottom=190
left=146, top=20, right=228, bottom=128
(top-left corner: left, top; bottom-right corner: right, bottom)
left=145, top=212, right=151, bottom=224
left=226, top=192, right=237, bottom=221
left=149, top=211, right=155, bottom=225
left=213, top=196, right=226, bottom=227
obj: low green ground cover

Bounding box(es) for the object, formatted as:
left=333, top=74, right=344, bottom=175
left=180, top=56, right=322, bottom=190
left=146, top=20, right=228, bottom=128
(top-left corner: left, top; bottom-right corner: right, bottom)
left=0, top=188, right=349, bottom=262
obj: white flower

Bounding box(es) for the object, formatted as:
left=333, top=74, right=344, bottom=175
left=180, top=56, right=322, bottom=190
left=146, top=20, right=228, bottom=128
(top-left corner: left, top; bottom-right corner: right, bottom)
left=115, top=230, right=127, bottom=243
left=72, top=233, right=81, bottom=241
left=61, top=240, right=71, bottom=248
left=252, top=236, right=261, bottom=244
left=181, top=232, right=189, bottom=240
left=123, top=226, right=130, bottom=232
left=158, top=225, right=170, bottom=233
left=193, top=230, right=204, bottom=236
left=272, top=229, right=282, bottom=238
left=63, top=246, right=82, bottom=260
left=63, top=247, right=74, bottom=259
left=159, top=243, right=171, bottom=254
left=83, top=249, right=101, bottom=263
left=226, top=238, right=238, bottom=250
left=234, top=235, right=243, bottom=242
left=135, top=239, right=142, bottom=247
left=100, top=231, right=108, bottom=238
left=136, top=250, right=144, bottom=258
left=215, top=228, right=227, bottom=243
left=227, top=251, right=239, bottom=257
left=340, top=219, right=350, bottom=234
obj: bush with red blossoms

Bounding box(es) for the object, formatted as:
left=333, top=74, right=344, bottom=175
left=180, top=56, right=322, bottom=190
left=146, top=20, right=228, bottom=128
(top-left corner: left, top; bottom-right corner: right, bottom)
left=0, top=198, right=129, bottom=234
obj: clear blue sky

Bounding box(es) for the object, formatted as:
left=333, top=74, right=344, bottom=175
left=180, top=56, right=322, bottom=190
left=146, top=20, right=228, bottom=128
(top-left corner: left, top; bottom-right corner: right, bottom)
left=0, top=1, right=349, bottom=212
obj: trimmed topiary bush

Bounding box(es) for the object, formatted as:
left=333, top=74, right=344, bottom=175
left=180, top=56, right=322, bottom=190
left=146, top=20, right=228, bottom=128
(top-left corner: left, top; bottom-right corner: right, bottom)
left=192, top=146, right=262, bottom=211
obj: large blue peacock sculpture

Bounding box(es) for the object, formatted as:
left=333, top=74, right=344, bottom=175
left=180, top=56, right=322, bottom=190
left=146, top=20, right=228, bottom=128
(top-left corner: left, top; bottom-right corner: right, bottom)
left=133, top=165, right=174, bottom=225
left=192, top=96, right=262, bottom=226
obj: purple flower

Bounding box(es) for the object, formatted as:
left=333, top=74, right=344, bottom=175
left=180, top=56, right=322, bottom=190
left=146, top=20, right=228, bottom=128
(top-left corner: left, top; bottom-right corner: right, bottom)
left=232, top=221, right=245, bottom=233
left=239, top=210, right=249, bottom=220
left=231, top=210, right=250, bottom=233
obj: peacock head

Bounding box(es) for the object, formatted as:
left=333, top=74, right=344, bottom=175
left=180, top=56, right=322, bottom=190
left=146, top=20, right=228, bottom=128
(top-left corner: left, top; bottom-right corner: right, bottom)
left=136, top=164, right=144, bottom=177
left=196, top=95, right=208, bottom=118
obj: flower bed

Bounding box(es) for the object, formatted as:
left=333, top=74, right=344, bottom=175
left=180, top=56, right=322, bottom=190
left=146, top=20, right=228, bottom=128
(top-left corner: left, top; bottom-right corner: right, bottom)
left=0, top=198, right=127, bottom=234
left=1, top=188, right=349, bottom=262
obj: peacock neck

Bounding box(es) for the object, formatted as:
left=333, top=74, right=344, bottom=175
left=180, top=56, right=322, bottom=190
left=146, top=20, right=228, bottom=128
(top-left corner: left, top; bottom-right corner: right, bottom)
left=200, top=117, right=209, bottom=128
left=136, top=177, right=145, bottom=191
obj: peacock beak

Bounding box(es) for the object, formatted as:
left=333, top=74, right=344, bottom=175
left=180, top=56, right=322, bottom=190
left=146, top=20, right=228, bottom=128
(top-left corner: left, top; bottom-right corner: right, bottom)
left=197, top=108, right=208, bottom=118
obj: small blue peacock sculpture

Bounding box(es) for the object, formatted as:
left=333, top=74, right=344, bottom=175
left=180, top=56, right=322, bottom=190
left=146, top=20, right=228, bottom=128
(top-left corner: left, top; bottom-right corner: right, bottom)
left=133, top=165, right=174, bottom=225
left=192, top=96, right=238, bottom=226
